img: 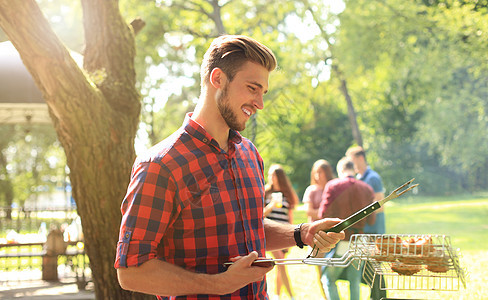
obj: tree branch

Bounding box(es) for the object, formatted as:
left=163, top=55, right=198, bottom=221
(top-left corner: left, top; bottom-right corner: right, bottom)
left=209, top=0, right=226, bottom=35
left=171, top=1, right=212, bottom=19
left=130, top=17, right=146, bottom=36
left=81, top=0, right=135, bottom=75
left=80, top=0, right=139, bottom=112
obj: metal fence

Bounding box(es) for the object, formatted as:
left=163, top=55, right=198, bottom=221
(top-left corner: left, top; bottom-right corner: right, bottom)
left=0, top=206, right=90, bottom=289
left=0, top=206, right=79, bottom=235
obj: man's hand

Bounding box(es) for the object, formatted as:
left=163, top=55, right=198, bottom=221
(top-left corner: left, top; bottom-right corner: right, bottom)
left=118, top=252, right=272, bottom=296
left=301, top=218, right=345, bottom=254
left=217, top=251, right=273, bottom=295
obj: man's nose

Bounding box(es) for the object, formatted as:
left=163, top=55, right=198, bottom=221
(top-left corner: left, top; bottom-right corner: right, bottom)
left=253, top=94, right=264, bottom=110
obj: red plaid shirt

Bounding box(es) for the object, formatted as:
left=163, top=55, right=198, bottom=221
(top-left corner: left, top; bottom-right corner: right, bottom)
left=115, top=114, right=268, bottom=299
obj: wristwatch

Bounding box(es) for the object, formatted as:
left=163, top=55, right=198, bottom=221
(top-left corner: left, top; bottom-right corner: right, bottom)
left=294, top=223, right=305, bottom=248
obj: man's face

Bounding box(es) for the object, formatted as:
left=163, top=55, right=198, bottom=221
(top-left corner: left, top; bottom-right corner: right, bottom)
left=348, top=155, right=361, bottom=174
left=216, top=61, right=269, bottom=131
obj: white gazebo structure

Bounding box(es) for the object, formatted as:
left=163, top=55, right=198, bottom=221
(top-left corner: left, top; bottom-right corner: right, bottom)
left=0, top=41, right=51, bottom=124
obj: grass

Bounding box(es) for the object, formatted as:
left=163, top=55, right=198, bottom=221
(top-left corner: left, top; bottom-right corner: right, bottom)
left=265, top=194, right=488, bottom=299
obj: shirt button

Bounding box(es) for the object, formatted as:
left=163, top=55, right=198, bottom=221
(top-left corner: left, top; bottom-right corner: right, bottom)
left=202, top=138, right=208, bottom=143
left=125, top=233, right=130, bottom=238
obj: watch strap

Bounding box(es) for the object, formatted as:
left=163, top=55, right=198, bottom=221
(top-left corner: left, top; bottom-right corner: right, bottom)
left=294, top=223, right=305, bottom=248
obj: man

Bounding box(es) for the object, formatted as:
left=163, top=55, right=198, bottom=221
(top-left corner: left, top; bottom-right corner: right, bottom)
left=115, top=35, right=344, bottom=299
left=346, top=146, right=386, bottom=300
left=318, top=157, right=375, bottom=300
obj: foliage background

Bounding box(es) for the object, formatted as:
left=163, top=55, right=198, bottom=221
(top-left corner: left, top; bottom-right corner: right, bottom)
left=127, top=0, right=488, bottom=197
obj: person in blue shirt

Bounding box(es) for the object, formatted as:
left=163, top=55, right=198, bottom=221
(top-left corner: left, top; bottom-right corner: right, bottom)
left=346, top=146, right=386, bottom=300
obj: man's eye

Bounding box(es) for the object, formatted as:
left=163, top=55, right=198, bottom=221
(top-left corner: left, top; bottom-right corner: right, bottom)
left=248, top=86, right=256, bottom=91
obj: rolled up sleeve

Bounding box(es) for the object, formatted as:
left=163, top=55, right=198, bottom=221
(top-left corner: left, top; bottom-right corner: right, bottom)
left=114, top=159, right=178, bottom=268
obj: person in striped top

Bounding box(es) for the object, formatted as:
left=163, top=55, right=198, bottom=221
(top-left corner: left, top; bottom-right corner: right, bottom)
left=264, top=164, right=299, bottom=300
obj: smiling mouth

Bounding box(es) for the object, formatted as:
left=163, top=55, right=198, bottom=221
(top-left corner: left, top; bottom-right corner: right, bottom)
left=242, top=107, right=252, bottom=117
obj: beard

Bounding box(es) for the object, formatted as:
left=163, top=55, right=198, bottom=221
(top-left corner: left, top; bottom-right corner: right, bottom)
left=216, top=84, right=246, bottom=131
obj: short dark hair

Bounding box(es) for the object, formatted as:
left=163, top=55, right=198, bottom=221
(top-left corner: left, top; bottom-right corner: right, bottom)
left=337, top=157, right=355, bottom=174
left=346, top=146, right=366, bottom=158
left=200, top=35, right=277, bottom=87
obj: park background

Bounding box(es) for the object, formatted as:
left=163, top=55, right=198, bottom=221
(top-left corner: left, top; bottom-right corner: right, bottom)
left=0, top=0, right=487, bottom=299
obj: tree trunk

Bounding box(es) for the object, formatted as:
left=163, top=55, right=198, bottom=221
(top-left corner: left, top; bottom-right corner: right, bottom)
left=0, top=150, right=14, bottom=215
left=209, top=0, right=227, bottom=35
left=0, top=1, right=148, bottom=299
left=333, top=66, right=364, bottom=147
left=303, top=0, right=364, bottom=147
left=0, top=127, right=14, bottom=214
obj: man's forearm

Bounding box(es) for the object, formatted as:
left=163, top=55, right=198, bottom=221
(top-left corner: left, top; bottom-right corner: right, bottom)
left=263, top=218, right=296, bottom=251
left=117, top=258, right=218, bottom=296
left=263, top=218, right=345, bottom=254
left=117, top=253, right=271, bottom=297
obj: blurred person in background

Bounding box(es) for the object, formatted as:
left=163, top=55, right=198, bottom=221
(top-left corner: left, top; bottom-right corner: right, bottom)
left=318, top=157, right=375, bottom=300
left=346, top=146, right=386, bottom=300
left=302, top=159, right=336, bottom=298
left=302, top=159, right=335, bottom=223
left=264, top=164, right=299, bottom=300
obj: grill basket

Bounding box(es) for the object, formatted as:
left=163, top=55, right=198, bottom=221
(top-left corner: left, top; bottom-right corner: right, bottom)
left=348, top=234, right=466, bottom=291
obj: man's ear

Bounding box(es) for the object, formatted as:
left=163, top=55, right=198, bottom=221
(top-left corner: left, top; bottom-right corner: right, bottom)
left=209, top=68, right=226, bottom=89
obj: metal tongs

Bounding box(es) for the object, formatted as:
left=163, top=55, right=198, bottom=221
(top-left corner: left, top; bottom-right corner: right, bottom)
left=306, top=178, right=418, bottom=259
left=225, top=178, right=418, bottom=267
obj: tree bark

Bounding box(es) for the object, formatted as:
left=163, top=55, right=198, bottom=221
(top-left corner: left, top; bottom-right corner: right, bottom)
left=0, top=1, right=148, bottom=299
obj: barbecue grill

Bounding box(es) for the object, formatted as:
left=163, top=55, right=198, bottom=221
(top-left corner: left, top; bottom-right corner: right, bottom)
left=351, top=234, right=466, bottom=292
left=225, top=179, right=467, bottom=298
left=239, top=233, right=466, bottom=299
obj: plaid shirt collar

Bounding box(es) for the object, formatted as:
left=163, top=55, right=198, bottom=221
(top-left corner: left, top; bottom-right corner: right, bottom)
left=184, top=113, right=243, bottom=152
